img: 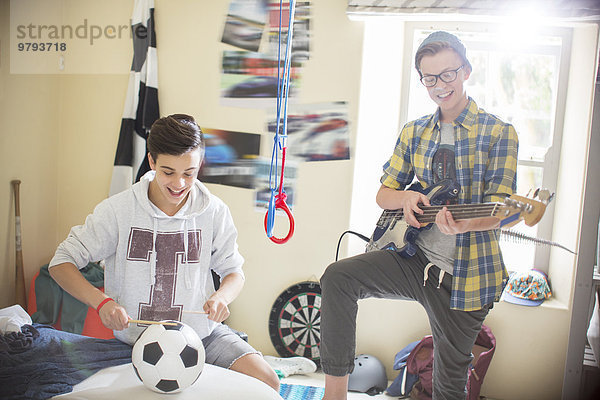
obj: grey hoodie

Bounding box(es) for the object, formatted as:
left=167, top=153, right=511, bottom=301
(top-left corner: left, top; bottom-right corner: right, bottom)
left=49, top=171, right=244, bottom=345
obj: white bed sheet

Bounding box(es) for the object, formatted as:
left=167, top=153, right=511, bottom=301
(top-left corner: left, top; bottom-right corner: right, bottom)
left=53, top=363, right=284, bottom=400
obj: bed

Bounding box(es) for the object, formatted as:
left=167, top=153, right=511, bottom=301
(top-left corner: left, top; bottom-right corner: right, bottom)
left=0, top=321, right=283, bottom=400
left=1, top=274, right=285, bottom=400
left=53, top=363, right=283, bottom=400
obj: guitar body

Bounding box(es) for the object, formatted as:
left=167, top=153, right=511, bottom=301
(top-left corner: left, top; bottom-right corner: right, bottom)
left=366, top=179, right=460, bottom=257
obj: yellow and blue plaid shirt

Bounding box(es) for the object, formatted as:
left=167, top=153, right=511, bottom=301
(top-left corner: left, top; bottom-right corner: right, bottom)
left=381, top=98, right=519, bottom=311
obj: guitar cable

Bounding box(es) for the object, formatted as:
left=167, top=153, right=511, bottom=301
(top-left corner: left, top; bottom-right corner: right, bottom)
left=335, top=230, right=370, bottom=261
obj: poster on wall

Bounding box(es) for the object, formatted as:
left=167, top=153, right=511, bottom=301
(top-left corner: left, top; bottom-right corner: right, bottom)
left=267, top=102, right=350, bottom=162
left=266, top=1, right=311, bottom=62
left=219, top=1, right=311, bottom=108
left=198, top=128, right=261, bottom=189
left=220, top=50, right=302, bottom=104
left=221, top=0, right=268, bottom=52
left=253, top=157, right=298, bottom=211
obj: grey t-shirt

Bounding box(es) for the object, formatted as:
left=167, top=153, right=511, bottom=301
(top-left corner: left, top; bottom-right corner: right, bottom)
left=415, top=122, right=456, bottom=275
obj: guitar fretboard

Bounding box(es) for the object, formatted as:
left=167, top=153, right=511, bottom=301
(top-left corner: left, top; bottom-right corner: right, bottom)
left=380, top=203, right=502, bottom=225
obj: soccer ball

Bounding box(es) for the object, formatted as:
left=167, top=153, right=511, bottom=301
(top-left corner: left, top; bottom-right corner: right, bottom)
left=132, top=321, right=205, bottom=393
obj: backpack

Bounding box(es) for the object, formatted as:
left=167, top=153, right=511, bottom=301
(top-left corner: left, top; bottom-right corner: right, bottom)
left=386, top=340, right=421, bottom=397
left=406, top=336, right=434, bottom=400
left=387, top=324, right=496, bottom=400
left=467, top=324, right=496, bottom=400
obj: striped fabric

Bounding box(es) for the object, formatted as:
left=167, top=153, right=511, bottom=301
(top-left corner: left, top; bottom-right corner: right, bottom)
left=279, top=383, right=324, bottom=400
left=347, top=0, right=600, bottom=18
left=381, top=98, right=518, bottom=311
left=109, top=0, right=159, bottom=196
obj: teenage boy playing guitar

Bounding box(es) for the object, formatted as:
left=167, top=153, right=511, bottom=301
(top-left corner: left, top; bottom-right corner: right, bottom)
left=319, top=31, right=518, bottom=400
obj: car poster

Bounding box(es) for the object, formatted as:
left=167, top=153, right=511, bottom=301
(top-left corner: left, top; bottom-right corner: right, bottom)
left=198, top=128, right=261, bottom=189
left=266, top=102, right=350, bottom=162
left=220, top=50, right=302, bottom=102
left=221, top=0, right=268, bottom=53
left=266, top=1, right=311, bottom=63
left=253, top=157, right=298, bottom=211
left=219, top=1, right=311, bottom=108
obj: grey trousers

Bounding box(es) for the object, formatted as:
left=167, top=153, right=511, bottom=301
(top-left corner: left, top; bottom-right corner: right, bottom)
left=319, top=249, right=490, bottom=400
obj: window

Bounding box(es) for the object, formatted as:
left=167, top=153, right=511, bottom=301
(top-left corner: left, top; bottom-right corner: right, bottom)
left=396, top=23, right=570, bottom=272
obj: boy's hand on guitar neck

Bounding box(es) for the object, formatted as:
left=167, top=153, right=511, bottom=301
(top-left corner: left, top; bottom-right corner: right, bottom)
left=376, top=186, right=430, bottom=228
left=436, top=206, right=462, bottom=234
left=401, top=191, right=432, bottom=228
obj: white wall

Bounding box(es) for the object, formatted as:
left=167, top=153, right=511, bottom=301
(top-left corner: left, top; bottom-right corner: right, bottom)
left=0, top=0, right=61, bottom=307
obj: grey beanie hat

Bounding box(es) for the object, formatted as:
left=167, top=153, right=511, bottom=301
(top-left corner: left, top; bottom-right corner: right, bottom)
left=415, top=31, right=472, bottom=71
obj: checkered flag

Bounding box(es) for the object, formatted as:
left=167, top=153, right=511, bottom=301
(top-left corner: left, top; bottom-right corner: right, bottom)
left=109, top=0, right=159, bottom=196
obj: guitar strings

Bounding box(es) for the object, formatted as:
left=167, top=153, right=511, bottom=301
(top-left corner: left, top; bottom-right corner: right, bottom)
left=380, top=211, right=496, bottom=222
left=381, top=203, right=499, bottom=215
left=379, top=203, right=502, bottom=224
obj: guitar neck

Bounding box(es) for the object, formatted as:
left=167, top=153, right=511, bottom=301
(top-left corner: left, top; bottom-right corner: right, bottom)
left=382, top=203, right=501, bottom=225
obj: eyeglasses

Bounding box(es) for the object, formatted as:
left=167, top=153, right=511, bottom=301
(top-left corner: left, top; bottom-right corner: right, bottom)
left=419, top=65, right=464, bottom=87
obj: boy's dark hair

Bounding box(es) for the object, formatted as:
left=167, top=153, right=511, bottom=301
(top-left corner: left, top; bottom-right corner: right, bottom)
left=148, top=114, right=204, bottom=162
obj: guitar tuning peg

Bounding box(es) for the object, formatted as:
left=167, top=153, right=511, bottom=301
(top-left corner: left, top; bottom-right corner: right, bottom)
left=537, top=189, right=552, bottom=202
left=533, top=188, right=540, bottom=198
left=548, top=192, right=555, bottom=203
left=526, top=188, right=532, bottom=197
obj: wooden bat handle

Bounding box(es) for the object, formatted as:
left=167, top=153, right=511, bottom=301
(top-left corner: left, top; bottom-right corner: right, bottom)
left=11, top=180, right=27, bottom=309
left=11, top=180, right=21, bottom=217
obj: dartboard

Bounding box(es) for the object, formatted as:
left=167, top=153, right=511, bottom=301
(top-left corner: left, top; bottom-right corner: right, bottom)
left=269, top=281, right=321, bottom=365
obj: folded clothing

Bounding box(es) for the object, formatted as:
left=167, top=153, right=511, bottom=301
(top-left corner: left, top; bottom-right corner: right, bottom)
left=0, top=324, right=39, bottom=355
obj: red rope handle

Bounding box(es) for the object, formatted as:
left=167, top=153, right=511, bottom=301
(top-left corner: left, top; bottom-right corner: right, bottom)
left=265, top=145, right=295, bottom=243
left=264, top=192, right=295, bottom=244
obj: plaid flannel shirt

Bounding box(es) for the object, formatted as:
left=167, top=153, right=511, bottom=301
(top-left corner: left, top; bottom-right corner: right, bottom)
left=381, top=98, right=518, bottom=311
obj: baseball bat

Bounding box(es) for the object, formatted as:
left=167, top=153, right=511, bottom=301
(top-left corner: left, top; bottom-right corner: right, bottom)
left=11, top=180, right=27, bottom=309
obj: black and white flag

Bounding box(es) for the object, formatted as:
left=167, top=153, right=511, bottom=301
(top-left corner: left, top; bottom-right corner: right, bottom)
left=109, top=0, right=159, bottom=196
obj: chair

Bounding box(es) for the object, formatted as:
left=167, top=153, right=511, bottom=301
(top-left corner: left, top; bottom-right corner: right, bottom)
left=27, top=270, right=115, bottom=339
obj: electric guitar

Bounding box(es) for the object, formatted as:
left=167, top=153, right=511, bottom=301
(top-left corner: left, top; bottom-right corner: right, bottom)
left=366, top=179, right=553, bottom=257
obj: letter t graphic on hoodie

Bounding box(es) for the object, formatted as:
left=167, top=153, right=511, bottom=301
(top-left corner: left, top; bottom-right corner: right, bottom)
left=127, top=228, right=201, bottom=322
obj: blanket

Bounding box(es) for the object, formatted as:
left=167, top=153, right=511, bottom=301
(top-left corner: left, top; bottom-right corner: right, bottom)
left=0, top=324, right=132, bottom=400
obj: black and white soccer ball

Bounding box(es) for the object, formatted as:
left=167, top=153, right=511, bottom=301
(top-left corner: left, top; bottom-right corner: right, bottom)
left=132, top=320, right=205, bottom=393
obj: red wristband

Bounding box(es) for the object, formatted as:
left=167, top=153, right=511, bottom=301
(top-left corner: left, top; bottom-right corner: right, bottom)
left=96, top=297, right=114, bottom=314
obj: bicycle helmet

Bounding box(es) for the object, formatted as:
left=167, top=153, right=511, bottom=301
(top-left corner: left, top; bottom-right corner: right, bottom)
left=348, top=354, right=388, bottom=396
